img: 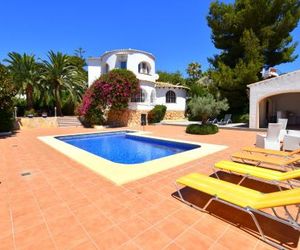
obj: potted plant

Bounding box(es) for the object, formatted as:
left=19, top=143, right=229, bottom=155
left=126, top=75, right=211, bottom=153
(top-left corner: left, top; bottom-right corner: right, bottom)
left=24, top=109, right=36, bottom=118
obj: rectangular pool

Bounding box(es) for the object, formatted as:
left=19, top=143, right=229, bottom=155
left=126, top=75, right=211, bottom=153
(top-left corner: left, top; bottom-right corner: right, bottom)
left=56, top=131, right=200, bottom=164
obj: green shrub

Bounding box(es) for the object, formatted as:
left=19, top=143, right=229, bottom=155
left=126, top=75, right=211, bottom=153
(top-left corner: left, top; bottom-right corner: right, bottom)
left=147, top=105, right=167, bottom=124
left=232, top=113, right=249, bottom=123
left=187, top=113, right=201, bottom=121
left=186, top=124, right=219, bottom=135
left=0, top=64, right=17, bottom=132
left=0, top=109, right=14, bottom=132
left=188, top=94, right=229, bottom=123
left=24, top=109, right=37, bottom=117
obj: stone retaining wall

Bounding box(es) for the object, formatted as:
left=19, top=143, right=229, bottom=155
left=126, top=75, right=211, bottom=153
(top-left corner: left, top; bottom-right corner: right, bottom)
left=107, top=109, right=185, bottom=127
left=17, top=117, right=58, bottom=129
left=164, top=111, right=185, bottom=120
left=107, top=110, right=147, bottom=127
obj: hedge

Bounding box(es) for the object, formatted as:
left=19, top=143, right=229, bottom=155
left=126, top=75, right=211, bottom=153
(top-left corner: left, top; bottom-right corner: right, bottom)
left=0, top=109, right=14, bottom=132
left=186, top=124, right=218, bottom=135
left=147, top=105, right=167, bottom=124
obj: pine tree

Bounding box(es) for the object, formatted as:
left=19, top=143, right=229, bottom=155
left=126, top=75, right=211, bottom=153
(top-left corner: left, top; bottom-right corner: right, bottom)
left=207, top=0, right=300, bottom=111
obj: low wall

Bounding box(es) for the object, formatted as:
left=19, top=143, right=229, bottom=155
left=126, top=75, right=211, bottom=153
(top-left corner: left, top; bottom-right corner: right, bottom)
left=107, top=110, right=185, bottom=127
left=107, top=110, right=147, bottom=127
left=17, top=117, right=58, bottom=129
left=164, top=111, right=185, bottom=120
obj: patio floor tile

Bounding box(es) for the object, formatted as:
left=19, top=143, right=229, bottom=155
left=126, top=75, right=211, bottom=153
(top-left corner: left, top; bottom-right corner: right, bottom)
left=0, top=125, right=297, bottom=249
left=91, top=225, right=129, bottom=249
left=133, top=228, right=171, bottom=250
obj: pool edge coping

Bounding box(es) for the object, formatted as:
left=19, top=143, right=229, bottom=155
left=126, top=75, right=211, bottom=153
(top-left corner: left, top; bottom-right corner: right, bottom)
left=38, top=129, right=228, bottom=185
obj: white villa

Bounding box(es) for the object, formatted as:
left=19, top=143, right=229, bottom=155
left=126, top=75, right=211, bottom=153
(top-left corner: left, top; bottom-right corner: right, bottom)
left=87, top=49, right=188, bottom=126
left=248, top=69, right=300, bottom=129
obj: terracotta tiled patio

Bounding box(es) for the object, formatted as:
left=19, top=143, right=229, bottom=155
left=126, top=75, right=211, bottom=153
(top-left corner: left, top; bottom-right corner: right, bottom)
left=0, top=125, right=299, bottom=250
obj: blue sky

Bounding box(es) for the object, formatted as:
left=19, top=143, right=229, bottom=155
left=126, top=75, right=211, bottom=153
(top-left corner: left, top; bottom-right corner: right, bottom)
left=0, top=0, right=299, bottom=75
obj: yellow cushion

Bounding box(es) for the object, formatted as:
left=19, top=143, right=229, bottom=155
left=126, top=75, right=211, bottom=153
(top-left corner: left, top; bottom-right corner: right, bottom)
left=176, top=173, right=262, bottom=208
left=232, top=152, right=300, bottom=166
left=215, top=160, right=284, bottom=180
left=256, top=188, right=300, bottom=209
left=242, top=147, right=293, bottom=157
left=176, top=173, right=300, bottom=209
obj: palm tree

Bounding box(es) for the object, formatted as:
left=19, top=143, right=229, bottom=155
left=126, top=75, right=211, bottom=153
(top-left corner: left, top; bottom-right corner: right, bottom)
left=40, top=51, right=87, bottom=116
left=186, top=62, right=202, bottom=80
left=4, top=52, right=40, bottom=110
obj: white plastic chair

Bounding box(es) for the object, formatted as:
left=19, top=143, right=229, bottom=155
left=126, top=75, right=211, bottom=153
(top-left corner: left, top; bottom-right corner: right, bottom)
left=256, top=123, right=282, bottom=150
left=278, top=118, right=288, bottom=141
left=277, top=118, right=288, bottom=129
left=283, top=134, right=300, bottom=151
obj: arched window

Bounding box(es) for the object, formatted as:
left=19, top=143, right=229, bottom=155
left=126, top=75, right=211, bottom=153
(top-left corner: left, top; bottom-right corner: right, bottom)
left=104, top=63, right=109, bottom=73
left=166, top=90, right=176, bottom=103
left=131, top=89, right=146, bottom=103
left=150, top=90, right=155, bottom=103
left=138, top=62, right=150, bottom=75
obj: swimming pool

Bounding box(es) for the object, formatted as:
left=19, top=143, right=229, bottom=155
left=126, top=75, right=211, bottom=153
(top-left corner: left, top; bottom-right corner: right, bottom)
left=56, top=131, right=200, bottom=164
left=39, top=130, right=227, bottom=185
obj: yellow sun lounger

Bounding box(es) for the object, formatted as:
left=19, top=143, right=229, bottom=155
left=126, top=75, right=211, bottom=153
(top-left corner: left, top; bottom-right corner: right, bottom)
left=214, top=160, right=300, bottom=188
left=231, top=151, right=300, bottom=170
left=176, top=173, right=300, bottom=249
left=242, top=147, right=300, bottom=158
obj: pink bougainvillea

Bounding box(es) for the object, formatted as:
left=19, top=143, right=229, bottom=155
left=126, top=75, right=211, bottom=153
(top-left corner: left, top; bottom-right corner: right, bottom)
left=77, top=69, right=139, bottom=125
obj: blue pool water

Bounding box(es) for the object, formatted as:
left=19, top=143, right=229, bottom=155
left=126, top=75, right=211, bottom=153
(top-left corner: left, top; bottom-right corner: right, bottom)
left=56, top=132, right=200, bottom=164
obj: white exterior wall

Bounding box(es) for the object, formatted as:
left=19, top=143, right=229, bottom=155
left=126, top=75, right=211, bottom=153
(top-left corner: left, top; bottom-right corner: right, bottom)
left=156, top=88, right=187, bottom=111
left=87, top=58, right=101, bottom=86
left=248, top=70, right=300, bottom=128
left=88, top=49, right=159, bottom=87
left=128, top=81, right=156, bottom=111
left=87, top=49, right=187, bottom=113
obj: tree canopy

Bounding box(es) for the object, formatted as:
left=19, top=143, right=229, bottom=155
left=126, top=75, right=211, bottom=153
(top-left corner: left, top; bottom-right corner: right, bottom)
left=0, top=64, right=17, bottom=132
left=4, top=52, right=41, bottom=110
left=40, top=51, right=87, bottom=116
left=157, top=70, right=186, bottom=85
left=207, top=0, right=300, bottom=111
left=188, top=94, right=229, bottom=123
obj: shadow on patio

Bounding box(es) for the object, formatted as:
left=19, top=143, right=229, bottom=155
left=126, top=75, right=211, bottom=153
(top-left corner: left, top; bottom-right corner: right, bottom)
left=172, top=172, right=300, bottom=249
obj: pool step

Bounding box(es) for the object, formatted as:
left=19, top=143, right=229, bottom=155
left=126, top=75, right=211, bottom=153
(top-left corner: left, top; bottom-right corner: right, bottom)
left=57, top=116, right=83, bottom=127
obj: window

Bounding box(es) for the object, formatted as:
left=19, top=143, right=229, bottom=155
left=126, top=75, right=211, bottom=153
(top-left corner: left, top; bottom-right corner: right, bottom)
left=166, top=90, right=176, bottom=103
left=138, top=62, right=150, bottom=74
left=104, top=63, right=109, bottom=73
left=150, top=90, right=155, bottom=103
left=131, top=89, right=146, bottom=103
left=120, top=61, right=127, bottom=69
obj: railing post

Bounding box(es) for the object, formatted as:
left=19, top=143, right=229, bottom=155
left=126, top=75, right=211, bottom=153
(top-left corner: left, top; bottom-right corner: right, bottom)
left=14, top=106, right=17, bottom=120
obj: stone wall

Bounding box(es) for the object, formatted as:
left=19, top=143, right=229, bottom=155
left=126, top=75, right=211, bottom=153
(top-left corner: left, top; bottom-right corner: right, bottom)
left=17, top=117, right=58, bottom=129
left=107, top=110, right=147, bottom=127
left=164, top=111, right=185, bottom=120
left=107, top=109, right=185, bottom=127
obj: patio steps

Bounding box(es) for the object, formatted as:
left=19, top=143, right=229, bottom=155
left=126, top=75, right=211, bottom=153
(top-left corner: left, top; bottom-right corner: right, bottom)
left=57, top=116, right=83, bottom=127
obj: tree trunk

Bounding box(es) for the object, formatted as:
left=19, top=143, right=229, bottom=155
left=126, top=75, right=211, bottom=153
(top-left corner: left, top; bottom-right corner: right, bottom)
left=202, top=115, right=208, bottom=125
left=26, top=85, right=34, bottom=110
left=54, top=86, right=62, bottom=116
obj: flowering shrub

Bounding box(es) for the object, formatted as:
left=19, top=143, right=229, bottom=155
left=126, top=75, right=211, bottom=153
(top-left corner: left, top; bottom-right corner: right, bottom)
left=77, top=69, right=139, bottom=126
left=0, top=65, right=17, bottom=132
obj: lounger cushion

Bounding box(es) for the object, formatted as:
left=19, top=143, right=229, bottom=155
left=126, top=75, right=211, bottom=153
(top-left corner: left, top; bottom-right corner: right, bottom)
left=216, top=160, right=300, bottom=181
left=215, top=160, right=284, bottom=180
left=242, top=146, right=296, bottom=157
left=177, top=173, right=262, bottom=208
left=232, top=152, right=300, bottom=166
left=177, top=173, right=300, bottom=209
